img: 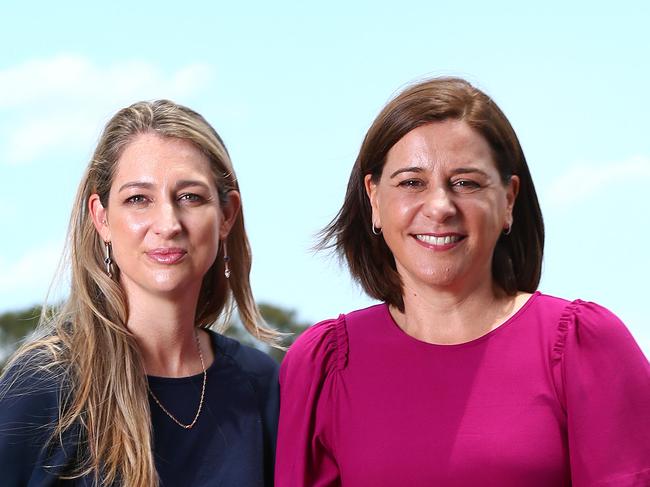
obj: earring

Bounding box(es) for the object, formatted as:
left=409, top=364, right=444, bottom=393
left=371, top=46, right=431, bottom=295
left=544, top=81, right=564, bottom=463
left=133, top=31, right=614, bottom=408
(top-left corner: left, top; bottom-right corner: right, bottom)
left=222, top=241, right=231, bottom=279
left=503, top=223, right=512, bottom=236
left=371, top=222, right=382, bottom=235
left=104, top=241, right=113, bottom=278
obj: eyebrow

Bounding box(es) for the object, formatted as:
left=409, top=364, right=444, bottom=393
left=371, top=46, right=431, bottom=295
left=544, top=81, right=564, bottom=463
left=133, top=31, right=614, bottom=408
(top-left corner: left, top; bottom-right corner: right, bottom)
left=450, top=167, right=489, bottom=177
left=175, top=180, right=212, bottom=191
left=389, top=166, right=424, bottom=178
left=118, top=180, right=212, bottom=193
left=118, top=181, right=154, bottom=192
left=389, top=166, right=489, bottom=178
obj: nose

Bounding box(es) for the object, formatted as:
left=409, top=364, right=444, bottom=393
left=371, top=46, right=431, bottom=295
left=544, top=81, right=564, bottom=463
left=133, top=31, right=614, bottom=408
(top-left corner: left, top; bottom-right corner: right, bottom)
left=152, top=201, right=182, bottom=238
left=422, top=186, right=457, bottom=222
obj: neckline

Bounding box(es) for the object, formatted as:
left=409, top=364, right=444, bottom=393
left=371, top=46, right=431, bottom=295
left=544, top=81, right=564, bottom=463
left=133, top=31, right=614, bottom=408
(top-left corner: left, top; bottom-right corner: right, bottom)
left=380, top=291, right=540, bottom=349
left=147, top=330, right=219, bottom=384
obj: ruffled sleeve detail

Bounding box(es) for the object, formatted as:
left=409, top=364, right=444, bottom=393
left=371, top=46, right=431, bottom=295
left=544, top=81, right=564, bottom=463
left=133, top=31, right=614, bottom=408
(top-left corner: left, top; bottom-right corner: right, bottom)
left=551, top=300, right=650, bottom=487
left=551, top=299, right=582, bottom=362
left=275, top=315, right=349, bottom=487
left=332, top=314, right=349, bottom=373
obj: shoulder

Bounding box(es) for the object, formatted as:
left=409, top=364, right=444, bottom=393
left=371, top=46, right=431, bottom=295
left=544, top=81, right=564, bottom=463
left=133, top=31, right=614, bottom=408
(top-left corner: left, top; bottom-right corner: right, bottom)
left=0, top=351, right=82, bottom=483
left=521, top=292, right=574, bottom=325
left=1, top=350, right=67, bottom=408
left=282, top=304, right=385, bottom=379
left=209, top=330, right=279, bottom=395
left=281, top=313, right=348, bottom=380
left=545, top=296, right=650, bottom=473
left=0, top=353, right=65, bottom=451
left=533, top=293, right=648, bottom=363
left=211, top=330, right=278, bottom=374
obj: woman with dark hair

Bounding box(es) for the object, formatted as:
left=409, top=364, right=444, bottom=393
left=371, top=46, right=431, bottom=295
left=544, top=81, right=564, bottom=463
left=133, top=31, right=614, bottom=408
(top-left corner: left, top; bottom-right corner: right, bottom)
left=0, top=100, right=279, bottom=486
left=276, top=78, right=650, bottom=486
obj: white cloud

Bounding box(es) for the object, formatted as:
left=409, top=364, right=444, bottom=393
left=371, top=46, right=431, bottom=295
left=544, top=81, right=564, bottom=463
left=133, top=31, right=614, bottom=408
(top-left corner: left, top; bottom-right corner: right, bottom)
left=6, top=111, right=95, bottom=164
left=544, top=156, right=650, bottom=209
left=0, top=54, right=214, bottom=165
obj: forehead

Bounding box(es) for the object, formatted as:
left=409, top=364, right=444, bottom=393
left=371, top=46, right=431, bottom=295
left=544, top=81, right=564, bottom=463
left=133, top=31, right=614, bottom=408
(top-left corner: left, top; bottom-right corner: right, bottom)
left=113, top=132, right=214, bottom=184
left=384, top=120, right=495, bottom=171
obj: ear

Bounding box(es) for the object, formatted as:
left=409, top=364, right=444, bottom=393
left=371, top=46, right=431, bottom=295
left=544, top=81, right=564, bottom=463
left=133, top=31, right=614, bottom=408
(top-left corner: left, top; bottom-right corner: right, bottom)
left=219, top=190, right=242, bottom=239
left=504, top=175, right=520, bottom=227
left=88, top=194, right=111, bottom=241
left=364, top=174, right=381, bottom=229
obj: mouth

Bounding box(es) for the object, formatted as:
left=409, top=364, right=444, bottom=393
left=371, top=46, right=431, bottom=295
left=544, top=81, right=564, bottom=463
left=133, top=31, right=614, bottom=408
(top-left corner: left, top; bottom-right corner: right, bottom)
left=146, top=248, right=187, bottom=264
left=414, top=234, right=465, bottom=249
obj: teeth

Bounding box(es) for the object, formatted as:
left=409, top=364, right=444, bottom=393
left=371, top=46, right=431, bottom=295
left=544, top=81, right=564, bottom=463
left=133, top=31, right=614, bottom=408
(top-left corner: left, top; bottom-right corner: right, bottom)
left=416, top=235, right=461, bottom=246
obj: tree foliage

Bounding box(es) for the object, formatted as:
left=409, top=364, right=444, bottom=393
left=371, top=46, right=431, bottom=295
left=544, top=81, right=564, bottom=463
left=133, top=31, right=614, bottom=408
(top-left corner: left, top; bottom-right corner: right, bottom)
left=0, top=305, right=42, bottom=368
left=0, top=302, right=309, bottom=369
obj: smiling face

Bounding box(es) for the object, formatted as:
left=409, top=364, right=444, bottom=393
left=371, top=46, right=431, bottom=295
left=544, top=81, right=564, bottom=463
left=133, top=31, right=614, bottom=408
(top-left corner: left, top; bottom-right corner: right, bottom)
left=365, top=120, right=518, bottom=293
left=89, top=132, right=240, bottom=301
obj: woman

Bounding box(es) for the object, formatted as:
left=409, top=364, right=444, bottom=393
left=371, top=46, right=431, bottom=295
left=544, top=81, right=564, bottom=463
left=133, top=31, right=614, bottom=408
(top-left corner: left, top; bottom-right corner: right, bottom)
left=276, top=78, right=650, bottom=486
left=0, top=100, right=279, bottom=486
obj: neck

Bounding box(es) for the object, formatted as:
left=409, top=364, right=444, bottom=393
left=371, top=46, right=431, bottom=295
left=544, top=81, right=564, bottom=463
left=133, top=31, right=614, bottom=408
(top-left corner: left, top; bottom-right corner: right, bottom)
left=124, top=287, right=207, bottom=377
left=393, top=275, right=526, bottom=345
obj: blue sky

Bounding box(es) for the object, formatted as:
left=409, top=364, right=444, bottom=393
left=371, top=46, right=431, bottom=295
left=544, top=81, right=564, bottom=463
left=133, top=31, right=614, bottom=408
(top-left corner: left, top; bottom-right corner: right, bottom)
left=1, top=1, right=648, bottom=354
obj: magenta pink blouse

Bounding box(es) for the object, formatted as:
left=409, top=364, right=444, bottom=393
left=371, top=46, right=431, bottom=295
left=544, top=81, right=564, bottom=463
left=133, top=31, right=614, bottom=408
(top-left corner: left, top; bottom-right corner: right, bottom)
left=275, top=293, right=650, bottom=486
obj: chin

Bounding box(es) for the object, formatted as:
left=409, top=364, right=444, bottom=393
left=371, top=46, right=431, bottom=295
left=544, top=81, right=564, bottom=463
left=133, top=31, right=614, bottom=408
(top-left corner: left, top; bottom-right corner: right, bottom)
left=150, top=275, right=197, bottom=294
left=120, top=271, right=200, bottom=299
left=405, top=265, right=466, bottom=289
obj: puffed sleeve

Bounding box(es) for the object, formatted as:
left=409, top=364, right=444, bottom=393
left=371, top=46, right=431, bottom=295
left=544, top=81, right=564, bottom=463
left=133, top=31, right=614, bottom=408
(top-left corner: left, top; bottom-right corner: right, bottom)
left=552, top=300, right=650, bottom=486
left=0, top=361, right=73, bottom=486
left=275, top=316, right=347, bottom=487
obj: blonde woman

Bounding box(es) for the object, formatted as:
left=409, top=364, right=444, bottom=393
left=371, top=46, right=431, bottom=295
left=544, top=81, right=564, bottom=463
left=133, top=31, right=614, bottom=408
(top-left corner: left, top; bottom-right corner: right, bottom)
left=0, top=100, right=279, bottom=486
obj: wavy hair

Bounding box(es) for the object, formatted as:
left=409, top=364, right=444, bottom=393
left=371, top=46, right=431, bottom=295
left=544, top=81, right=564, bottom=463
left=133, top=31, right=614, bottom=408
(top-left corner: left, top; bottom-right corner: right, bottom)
left=2, top=100, right=278, bottom=485
left=319, top=77, right=545, bottom=311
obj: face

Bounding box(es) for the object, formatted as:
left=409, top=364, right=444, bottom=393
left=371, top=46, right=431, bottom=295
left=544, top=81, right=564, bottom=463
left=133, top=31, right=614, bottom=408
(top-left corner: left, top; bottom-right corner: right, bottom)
left=89, top=132, right=240, bottom=300
left=365, top=120, right=518, bottom=293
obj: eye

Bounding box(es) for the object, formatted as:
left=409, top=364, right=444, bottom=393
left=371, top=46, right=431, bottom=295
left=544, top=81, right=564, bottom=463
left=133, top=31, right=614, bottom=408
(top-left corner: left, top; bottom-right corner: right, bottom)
left=178, top=193, right=203, bottom=204
left=397, top=179, right=426, bottom=190
left=125, top=194, right=148, bottom=204
left=451, top=179, right=481, bottom=193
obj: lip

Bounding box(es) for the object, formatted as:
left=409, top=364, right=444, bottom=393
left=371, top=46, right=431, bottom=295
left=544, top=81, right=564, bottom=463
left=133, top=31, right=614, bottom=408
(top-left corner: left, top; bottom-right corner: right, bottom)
left=413, top=233, right=466, bottom=251
left=146, top=247, right=187, bottom=264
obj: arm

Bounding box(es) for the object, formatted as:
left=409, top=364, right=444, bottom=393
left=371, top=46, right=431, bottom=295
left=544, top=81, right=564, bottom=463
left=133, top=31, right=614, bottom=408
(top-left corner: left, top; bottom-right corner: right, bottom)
left=0, top=364, right=66, bottom=486
left=275, top=318, right=345, bottom=487
left=556, top=301, right=650, bottom=486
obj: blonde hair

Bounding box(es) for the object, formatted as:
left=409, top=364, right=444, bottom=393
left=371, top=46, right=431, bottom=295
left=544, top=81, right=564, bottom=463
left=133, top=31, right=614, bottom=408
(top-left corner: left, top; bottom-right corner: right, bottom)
left=2, top=100, right=278, bottom=485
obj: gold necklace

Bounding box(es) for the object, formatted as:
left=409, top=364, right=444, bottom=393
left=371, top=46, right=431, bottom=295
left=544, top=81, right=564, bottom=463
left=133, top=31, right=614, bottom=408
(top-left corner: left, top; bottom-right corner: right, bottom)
left=147, top=330, right=207, bottom=430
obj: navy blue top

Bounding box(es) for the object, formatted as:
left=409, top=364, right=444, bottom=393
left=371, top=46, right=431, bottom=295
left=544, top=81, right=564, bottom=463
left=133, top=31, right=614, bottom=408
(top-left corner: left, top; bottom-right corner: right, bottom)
left=0, top=331, right=279, bottom=486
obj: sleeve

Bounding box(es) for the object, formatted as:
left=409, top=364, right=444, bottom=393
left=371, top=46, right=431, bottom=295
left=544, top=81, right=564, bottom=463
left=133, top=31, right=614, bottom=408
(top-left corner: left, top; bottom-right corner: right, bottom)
left=222, top=336, right=281, bottom=487
left=245, top=348, right=281, bottom=487
left=553, top=300, right=650, bottom=487
left=275, top=316, right=347, bottom=487
left=0, top=364, right=67, bottom=486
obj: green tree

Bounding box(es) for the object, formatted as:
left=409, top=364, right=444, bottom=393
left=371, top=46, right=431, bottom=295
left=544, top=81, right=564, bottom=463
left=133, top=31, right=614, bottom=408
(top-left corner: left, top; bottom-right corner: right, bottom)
left=257, top=303, right=309, bottom=361
left=0, top=302, right=308, bottom=369
left=0, top=305, right=42, bottom=368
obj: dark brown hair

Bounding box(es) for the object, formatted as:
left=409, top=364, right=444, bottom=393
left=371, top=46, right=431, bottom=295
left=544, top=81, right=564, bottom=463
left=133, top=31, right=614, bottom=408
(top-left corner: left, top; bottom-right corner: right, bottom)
left=320, top=77, right=544, bottom=311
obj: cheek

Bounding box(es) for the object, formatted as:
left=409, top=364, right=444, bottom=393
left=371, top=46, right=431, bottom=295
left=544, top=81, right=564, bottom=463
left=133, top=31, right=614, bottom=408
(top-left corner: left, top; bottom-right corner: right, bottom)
left=196, top=219, right=221, bottom=267
left=122, top=214, right=150, bottom=235
left=465, top=198, right=506, bottom=241
left=110, top=213, right=149, bottom=243
left=379, top=193, right=419, bottom=225
left=107, top=215, right=149, bottom=268
left=190, top=213, right=221, bottom=244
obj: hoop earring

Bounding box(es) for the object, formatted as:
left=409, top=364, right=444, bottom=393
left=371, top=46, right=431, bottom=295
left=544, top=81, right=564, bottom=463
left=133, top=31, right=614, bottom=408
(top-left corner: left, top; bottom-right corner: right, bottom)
left=372, top=222, right=382, bottom=236
left=222, top=240, right=231, bottom=279
left=503, top=223, right=512, bottom=236
left=104, top=241, right=113, bottom=278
